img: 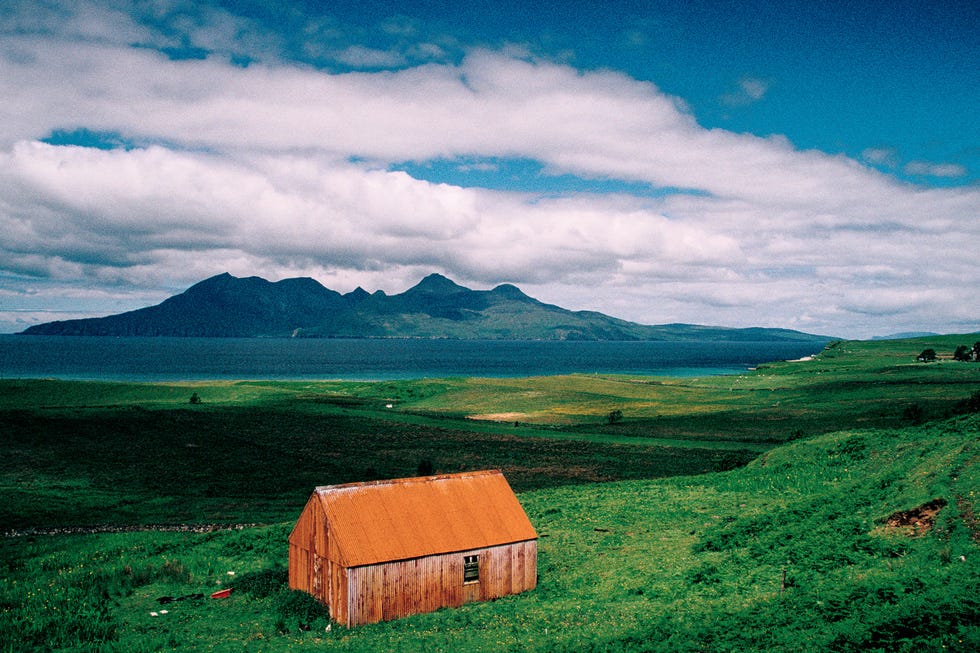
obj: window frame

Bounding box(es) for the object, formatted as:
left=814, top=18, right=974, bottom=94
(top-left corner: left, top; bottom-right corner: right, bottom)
left=463, top=554, right=480, bottom=584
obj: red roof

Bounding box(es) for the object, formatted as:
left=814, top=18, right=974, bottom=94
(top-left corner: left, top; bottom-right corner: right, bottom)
left=313, top=470, right=537, bottom=567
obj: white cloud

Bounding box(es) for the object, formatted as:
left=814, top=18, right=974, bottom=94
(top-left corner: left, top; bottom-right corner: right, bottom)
left=331, top=45, right=407, bottom=68
left=861, top=147, right=898, bottom=168
left=903, top=160, right=967, bottom=178
left=0, top=5, right=977, bottom=338
left=1, top=0, right=149, bottom=45
left=721, top=76, right=770, bottom=106
left=744, top=79, right=767, bottom=99
left=0, top=141, right=746, bottom=285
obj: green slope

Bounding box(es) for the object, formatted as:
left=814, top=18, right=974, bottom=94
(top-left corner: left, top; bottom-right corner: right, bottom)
left=2, top=335, right=979, bottom=651
left=3, top=416, right=977, bottom=651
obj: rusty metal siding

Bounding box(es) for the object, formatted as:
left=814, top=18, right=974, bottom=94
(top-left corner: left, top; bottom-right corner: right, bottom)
left=288, top=494, right=332, bottom=604
left=329, top=561, right=349, bottom=626
left=342, top=540, right=537, bottom=627
left=288, top=495, right=319, bottom=594
left=289, top=470, right=537, bottom=627
left=288, top=546, right=310, bottom=592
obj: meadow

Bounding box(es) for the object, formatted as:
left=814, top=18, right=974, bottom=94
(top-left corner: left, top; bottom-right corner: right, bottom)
left=2, top=335, right=979, bottom=651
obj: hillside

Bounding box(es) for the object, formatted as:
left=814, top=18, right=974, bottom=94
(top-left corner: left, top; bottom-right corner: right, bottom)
left=19, top=272, right=832, bottom=342
left=1, top=336, right=978, bottom=650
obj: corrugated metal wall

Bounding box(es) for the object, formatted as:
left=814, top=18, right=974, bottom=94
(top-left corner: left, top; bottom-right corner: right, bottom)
left=288, top=473, right=538, bottom=627
left=341, top=540, right=537, bottom=626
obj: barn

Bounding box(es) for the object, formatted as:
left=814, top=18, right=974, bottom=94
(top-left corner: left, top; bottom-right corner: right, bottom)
left=288, top=469, right=538, bottom=626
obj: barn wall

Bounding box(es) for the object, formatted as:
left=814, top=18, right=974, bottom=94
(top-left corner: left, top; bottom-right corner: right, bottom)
left=328, top=560, right=349, bottom=626
left=343, top=540, right=537, bottom=627
left=288, top=496, right=318, bottom=594
left=288, top=497, right=333, bottom=604
left=288, top=545, right=311, bottom=592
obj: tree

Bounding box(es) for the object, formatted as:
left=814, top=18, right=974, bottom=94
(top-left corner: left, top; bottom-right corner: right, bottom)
left=189, top=392, right=202, bottom=404
left=972, top=342, right=980, bottom=362
left=916, top=349, right=937, bottom=362
left=607, top=409, right=624, bottom=425
left=953, top=345, right=971, bottom=362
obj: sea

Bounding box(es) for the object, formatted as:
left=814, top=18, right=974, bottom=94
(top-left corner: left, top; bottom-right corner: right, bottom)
left=0, top=335, right=826, bottom=382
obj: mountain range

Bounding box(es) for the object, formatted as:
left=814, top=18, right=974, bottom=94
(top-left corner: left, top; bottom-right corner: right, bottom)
left=20, top=273, right=833, bottom=342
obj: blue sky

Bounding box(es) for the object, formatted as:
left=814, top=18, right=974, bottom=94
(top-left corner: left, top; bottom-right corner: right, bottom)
left=0, top=0, right=977, bottom=338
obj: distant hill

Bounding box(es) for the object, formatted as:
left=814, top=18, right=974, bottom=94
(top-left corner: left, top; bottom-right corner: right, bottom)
left=871, top=332, right=940, bottom=341
left=20, top=273, right=834, bottom=342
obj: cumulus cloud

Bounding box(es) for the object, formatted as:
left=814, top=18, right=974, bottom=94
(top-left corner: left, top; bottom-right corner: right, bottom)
left=0, top=2, right=977, bottom=338
left=0, top=141, right=744, bottom=285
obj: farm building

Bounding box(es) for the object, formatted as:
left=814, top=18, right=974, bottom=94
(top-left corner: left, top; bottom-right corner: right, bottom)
left=288, top=469, right=538, bottom=626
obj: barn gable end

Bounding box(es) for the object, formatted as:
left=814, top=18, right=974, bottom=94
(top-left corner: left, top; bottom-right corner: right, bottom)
left=288, top=470, right=537, bottom=626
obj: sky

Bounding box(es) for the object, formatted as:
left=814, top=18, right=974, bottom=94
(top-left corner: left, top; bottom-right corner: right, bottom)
left=0, top=0, right=977, bottom=339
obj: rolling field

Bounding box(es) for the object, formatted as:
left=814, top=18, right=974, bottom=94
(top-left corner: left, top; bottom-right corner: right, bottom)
left=2, top=335, right=979, bottom=651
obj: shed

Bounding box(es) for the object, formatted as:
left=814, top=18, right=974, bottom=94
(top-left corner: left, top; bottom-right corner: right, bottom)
left=288, top=470, right=538, bottom=626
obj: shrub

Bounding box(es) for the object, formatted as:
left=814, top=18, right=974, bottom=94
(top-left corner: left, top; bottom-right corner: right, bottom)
left=417, top=458, right=435, bottom=476
left=233, top=567, right=287, bottom=599
left=917, top=349, right=936, bottom=362
left=274, top=589, right=329, bottom=625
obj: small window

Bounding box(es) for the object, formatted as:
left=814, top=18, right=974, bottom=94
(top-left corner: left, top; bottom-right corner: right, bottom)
left=463, top=555, right=480, bottom=583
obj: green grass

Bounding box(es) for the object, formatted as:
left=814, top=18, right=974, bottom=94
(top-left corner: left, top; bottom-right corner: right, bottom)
left=2, top=334, right=979, bottom=650
left=0, top=401, right=755, bottom=530
left=2, top=413, right=978, bottom=651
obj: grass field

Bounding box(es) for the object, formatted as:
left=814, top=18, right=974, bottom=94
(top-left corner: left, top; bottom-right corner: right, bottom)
left=2, top=334, right=979, bottom=651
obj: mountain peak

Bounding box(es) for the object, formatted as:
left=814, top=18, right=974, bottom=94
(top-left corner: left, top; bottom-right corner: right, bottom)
left=18, top=272, right=835, bottom=342
left=344, top=287, right=371, bottom=305
left=405, top=273, right=468, bottom=295
left=490, top=283, right=533, bottom=301
left=189, top=272, right=236, bottom=288
left=182, top=272, right=256, bottom=296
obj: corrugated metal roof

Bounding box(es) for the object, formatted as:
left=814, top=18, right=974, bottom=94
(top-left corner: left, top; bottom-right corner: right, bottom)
left=315, top=470, right=537, bottom=568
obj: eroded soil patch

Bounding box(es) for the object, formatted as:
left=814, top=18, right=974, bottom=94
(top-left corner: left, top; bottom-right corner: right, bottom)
left=885, top=498, right=948, bottom=535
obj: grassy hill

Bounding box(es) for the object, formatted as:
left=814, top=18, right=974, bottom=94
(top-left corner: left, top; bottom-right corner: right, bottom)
left=1, top=335, right=978, bottom=651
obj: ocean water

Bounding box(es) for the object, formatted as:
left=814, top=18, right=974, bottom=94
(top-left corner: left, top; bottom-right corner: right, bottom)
left=0, top=335, right=825, bottom=382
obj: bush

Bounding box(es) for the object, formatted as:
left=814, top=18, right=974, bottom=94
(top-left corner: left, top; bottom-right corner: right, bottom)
left=274, top=589, right=329, bottom=625
left=953, top=345, right=972, bottom=362
left=233, top=567, right=287, bottom=599
left=917, top=349, right=937, bottom=362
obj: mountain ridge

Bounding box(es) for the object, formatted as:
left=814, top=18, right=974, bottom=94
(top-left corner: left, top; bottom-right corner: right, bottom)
left=20, top=273, right=835, bottom=342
